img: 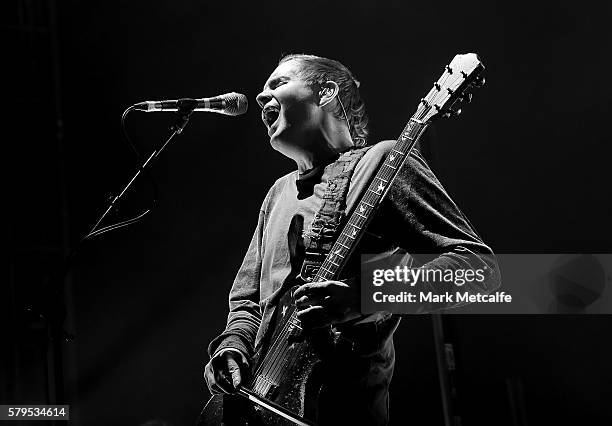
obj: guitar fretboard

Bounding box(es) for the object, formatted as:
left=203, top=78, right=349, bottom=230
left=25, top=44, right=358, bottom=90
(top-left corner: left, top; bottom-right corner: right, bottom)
left=313, top=116, right=428, bottom=282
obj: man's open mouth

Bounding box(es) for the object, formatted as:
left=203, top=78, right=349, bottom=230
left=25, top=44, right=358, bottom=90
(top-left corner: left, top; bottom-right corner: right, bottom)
left=262, top=106, right=280, bottom=130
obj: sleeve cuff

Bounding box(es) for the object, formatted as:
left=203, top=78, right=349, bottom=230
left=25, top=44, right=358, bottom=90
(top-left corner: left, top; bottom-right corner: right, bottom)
left=208, top=333, right=252, bottom=360
left=212, top=347, right=250, bottom=367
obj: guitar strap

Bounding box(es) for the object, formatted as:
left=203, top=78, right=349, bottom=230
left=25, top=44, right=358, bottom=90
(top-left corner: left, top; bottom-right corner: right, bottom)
left=299, top=146, right=371, bottom=280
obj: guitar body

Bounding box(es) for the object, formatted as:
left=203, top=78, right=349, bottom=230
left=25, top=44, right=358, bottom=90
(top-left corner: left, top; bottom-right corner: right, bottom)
left=198, top=284, right=334, bottom=425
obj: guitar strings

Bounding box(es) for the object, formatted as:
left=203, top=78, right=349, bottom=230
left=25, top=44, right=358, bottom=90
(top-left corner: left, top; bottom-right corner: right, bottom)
left=263, top=308, right=301, bottom=385
left=251, top=311, right=294, bottom=388
left=253, top=305, right=300, bottom=393
left=261, top=269, right=336, bottom=387
left=263, top=320, right=304, bottom=393
left=273, top=312, right=317, bottom=387
left=266, top=272, right=333, bottom=388
left=253, top=316, right=294, bottom=389
left=254, top=329, right=292, bottom=395
left=264, top=284, right=327, bottom=389
left=273, top=342, right=306, bottom=393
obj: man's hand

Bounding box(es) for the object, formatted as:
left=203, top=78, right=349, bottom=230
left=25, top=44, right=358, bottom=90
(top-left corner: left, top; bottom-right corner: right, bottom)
left=204, top=350, right=248, bottom=395
left=294, top=280, right=360, bottom=328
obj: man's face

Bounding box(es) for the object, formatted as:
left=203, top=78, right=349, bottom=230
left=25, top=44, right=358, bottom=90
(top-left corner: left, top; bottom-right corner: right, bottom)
left=256, top=59, right=323, bottom=153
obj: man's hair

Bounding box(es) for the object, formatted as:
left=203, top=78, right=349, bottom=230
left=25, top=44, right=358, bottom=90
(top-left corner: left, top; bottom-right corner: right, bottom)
left=279, top=54, right=370, bottom=147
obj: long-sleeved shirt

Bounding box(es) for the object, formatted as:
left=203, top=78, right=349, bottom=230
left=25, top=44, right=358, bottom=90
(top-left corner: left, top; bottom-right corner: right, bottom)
left=208, top=139, right=499, bottom=360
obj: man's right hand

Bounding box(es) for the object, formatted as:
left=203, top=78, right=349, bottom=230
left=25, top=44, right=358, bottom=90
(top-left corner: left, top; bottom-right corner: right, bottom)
left=204, top=350, right=248, bottom=395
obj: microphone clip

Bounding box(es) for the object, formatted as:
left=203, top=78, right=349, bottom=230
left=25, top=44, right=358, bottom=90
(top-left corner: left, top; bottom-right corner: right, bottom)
left=171, top=100, right=198, bottom=134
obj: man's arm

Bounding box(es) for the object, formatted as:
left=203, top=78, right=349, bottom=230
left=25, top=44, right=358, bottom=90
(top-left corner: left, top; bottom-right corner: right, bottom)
left=382, top=147, right=501, bottom=308
left=207, top=208, right=265, bottom=360
left=204, top=207, right=266, bottom=394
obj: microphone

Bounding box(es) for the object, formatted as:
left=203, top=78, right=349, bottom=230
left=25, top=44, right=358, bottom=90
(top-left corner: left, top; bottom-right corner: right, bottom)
left=133, top=92, right=248, bottom=116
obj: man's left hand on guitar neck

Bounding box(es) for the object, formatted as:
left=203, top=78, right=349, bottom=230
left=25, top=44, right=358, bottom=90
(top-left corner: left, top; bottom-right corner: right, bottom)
left=294, top=279, right=361, bottom=328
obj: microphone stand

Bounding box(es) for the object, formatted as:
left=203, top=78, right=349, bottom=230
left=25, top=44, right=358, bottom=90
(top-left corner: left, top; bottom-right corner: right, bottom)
left=35, top=102, right=197, bottom=411
left=85, top=103, right=194, bottom=239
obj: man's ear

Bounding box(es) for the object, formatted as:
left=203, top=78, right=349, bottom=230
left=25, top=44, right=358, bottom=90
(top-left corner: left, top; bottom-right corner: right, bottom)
left=319, top=81, right=340, bottom=108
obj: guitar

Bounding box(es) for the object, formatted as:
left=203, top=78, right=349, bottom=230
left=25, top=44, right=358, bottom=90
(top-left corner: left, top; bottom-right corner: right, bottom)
left=198, top=53, right=485, bottom=426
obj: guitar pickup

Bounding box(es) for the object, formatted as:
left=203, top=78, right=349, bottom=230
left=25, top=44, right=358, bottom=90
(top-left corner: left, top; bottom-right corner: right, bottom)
left=299, top=251, right=325, bottom=281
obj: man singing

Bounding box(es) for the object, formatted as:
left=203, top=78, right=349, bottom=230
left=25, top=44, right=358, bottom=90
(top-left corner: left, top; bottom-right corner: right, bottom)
left=203, top=54, right=498, bottom=425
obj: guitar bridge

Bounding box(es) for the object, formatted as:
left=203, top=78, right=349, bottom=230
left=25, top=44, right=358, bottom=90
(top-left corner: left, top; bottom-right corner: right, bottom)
left=252, top=375, right=279, bottom=399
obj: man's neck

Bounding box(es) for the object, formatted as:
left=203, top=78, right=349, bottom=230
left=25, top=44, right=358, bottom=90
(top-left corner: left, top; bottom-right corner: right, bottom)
left=294, top=127, right=354, bottom=173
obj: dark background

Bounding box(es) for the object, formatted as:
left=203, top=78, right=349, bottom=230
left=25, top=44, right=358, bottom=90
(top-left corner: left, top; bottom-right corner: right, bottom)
left=4, top=0, right=612, bottom=425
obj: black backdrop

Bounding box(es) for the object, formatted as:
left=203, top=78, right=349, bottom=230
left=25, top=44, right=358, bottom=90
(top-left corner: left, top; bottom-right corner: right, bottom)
left=5, top=0, right=612, bottom=425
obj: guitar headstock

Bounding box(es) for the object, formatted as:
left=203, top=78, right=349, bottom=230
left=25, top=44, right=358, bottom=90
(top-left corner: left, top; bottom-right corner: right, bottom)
left=416, top=53, right=485, bottom=123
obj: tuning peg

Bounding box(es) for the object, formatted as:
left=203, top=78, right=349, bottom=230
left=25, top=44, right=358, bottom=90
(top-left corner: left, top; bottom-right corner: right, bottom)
left=460, top=93, right=473, bottom=103
left=473, top=76, right=486, bottom=88
left=441, top=108, right=461, bottom=119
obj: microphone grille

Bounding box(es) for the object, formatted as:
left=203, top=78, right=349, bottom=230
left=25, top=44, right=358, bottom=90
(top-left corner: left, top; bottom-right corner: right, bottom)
left=223, top=92, right=248, bottom=116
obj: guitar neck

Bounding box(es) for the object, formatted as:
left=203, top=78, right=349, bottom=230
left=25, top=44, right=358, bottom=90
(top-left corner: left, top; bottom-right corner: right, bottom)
left=313, top=115, right=428, bottom=282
